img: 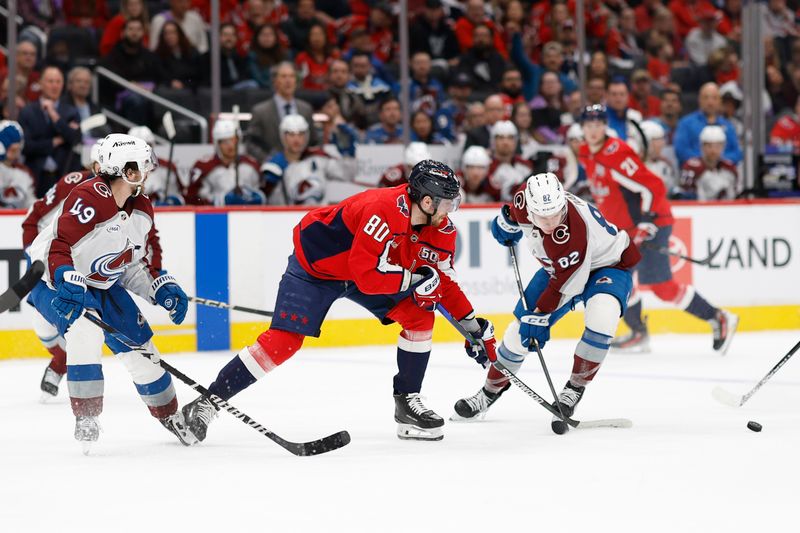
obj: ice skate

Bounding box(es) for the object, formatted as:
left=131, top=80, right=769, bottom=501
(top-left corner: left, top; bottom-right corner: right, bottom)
left=160, top=411, right=199, bottom=446
left=711, top=309, right=739, bottom=355
left=451, top=384, right=510, bottom=421
left=394, top=393, right=444, bottom=441
left=74, top=416, right=100, bottom=455
left=182, top=396, right=219, bottom=443
left=610, top=327, right=650, bottom=353
left=551, top=382, right=585, bottom=435
left=39, top=367, right=63, bottom=402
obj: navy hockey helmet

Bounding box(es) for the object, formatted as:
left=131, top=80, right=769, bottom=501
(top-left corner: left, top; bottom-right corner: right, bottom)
left=408, top=159, right=461, bottom=210
left=580, top=104, right=608, bottom=123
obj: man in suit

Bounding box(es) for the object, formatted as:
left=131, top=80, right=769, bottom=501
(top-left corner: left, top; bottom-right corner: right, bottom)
left=19, top=66, right=82, bottom=197
left=246, top=62, right=317, bottom=162
left=61, top=67, right=111, bottom=139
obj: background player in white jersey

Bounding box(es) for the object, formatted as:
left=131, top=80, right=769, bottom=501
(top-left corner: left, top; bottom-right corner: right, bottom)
left=0, top=121, right=36, bottom=209
left=640, top=120, right=678, bottom=192
left=26, top=134, right=194, bottom=452
left=378, top=142, right=431, bottom=187
left=127, top=126, right=185, bottom=205
left=459, top=145, right=493, bottom=203
left=484, top=120, right=533, bottom=202
left=679, top=125, right=738, bottom=200
left=454, top=173, right=640, bottom=433
left=261, top=114, right=357, bottom=205
left=185, top=119, right=263, bottom=205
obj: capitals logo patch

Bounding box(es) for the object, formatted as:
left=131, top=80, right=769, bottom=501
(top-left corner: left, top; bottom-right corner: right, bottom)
left=86, top=239, right=140, bottom=283
left=439, top=219, right=456, bottom=234
left=595, top=276, right=613, bottom=285
left=397, top=195, right=410, bottom=218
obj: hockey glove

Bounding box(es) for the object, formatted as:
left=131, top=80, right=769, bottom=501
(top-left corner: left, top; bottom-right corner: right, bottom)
left=52, top=266, right=86, bottom=329
left=491, top=204, right=523, bottom=246
left=629, top=222, right=658, bottom=246
left=463, top=317, right=497, bottom=368
left=150, top=274, right=188, bottom=325
left=223, top=187, right=266, bottom=206
left=153, top=194, right=185, bottom=207
left=411, top=265, right=441, bottom=311
left=519, top=312, right=551, bottom=350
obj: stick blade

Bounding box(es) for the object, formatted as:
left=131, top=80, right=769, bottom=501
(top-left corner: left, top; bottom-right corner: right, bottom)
left=575, top=418, right=633, bottom=430
left=80, top=113, right=107, bottom=133
left=712, top=386, right=743, bottom=407
left=290, top=431, right=351, bottom=457
left=0, top=260, right=44, bottom=313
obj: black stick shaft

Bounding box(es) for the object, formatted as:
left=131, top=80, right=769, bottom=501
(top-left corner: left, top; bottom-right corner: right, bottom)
left=741, top=339, right=800, bottom=405
left=189, top=296, right=274, bottom=317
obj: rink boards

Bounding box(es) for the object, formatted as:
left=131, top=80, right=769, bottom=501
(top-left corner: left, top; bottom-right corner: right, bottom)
left=1, top=200, right=799, bottom=358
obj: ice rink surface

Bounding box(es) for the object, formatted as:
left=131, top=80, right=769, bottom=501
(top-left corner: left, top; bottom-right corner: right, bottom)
left=2, top=330, right=800, bottom=532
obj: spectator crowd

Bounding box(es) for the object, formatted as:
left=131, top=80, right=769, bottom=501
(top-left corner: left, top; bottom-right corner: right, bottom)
left=2, top=0, right=800, bottom=209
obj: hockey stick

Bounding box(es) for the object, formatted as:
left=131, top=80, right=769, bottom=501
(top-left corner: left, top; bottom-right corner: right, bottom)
left=641, top=242, right=717, bottom=266
left=439, top=306, right=632, bottom=429
left=82, top=313, right=351, bottom=456
left=231, top=105, right=242, bottom=195
left=507, top=244, right=568, bottom=426
left=712, top=339, right=800, bottom=407
left=62, top=114, right=108, bottom=176
left=162, top=111, right=177, bottom=200
left=189, top=295, right=274, bottom=317
left=0, top=260, right=44, bottom=313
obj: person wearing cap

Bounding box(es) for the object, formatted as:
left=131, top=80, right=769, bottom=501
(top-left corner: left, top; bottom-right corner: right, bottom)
left=685, top=5, right=727, bottom=66
left=679, top=125, right=738, bottom=200
left=769, top=95, right=800, bottom=153
left=484, top=120, right=533, bottom=201
left=674, top=82, right=742, bottom=165
left=409, top=0, right=461, bottom=65
left=629, top=70, right=661, bottom=119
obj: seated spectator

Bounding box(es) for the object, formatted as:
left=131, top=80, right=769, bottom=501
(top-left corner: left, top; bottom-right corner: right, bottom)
left=511, top=101, right=538, bottom=159
left=439, top=72, right=473, bottom=134
left=18, top=0, right=66, bottom=32
left=529, top=72, right=566, bottom=144
left=261, top=114, right=357, bottom=205
left=769, top=95, right=800, bottom=153
left=326, top=59, right=364, bottom=126
left=342, top=28, right=395, bottom=86
left=685, top=6, right=727, bottom=66
left=463, top=102, right=485, bottom=138
left=535, top=2, right=573, bottom=54
left=0, top=41, right=42, bottom=104
left=295, top=22, right=338, bottom=91
left=155, top=21, right=201, bottom=90
left=645, top=35, right=674, bottom=88
left=151, top=0, right=209, bottom=54
left=648, top=6, right=683, bottom=58
left=588, top=51, right=611, bottom=86
left=346, top=51, right=393, bottom=127
left=463, top=94, right=505, bottom=150
left=64, top=0, right=109, bottom=31
left=718, top=0, right=742, bottom=42
left=127, top=125, right=184, bottom=205
left=1, top=75, right=28, bottom=119
left=766, top=64, right=789, bottom=113
left=365, top=97, right=404, bottom=144
left=185, top=120, right=262, bottom=205
left=679, top=125, right=738, bottom=200
left=763, top=0, right=800, bottom=40
left=485, top=120, right=533, bottom=201
left=454, top=0, right=508, bottom=58
left=314, top=95, right=357, bottom=147
left=674, top=82, right=742, bottom=165
left=378, top=142, right=431, bottom=187
left=654, top=88, right=682, bottom=143
left=605, top=78, right=644, bottom=144
left=201, top=23, right=253, bottom=88
left=607, top=7, right=644, bottom=61
left=457, top=24, right=507, bottom=94
left=62, top=67, right=109, bottom=138
left=246, top=62, right=317, bottom=161
left=498, top=67, right=524, bottom=115
left=720, top=81, right=744, bottom=141
left=367, top=3, right=396, bottom=64
left=100, top=0, right=150, bottom=56
left=409, top=51, right=446, bottom=117
left=410, top=110, right=447, bottom=144
left=19, top=66, right=82, bottom=196
left=640, top=120, right=678, bottom=191
left=409, top=0, right=460, bottom=66
left=247, top=24, right=289, bottom=89
left=586, top=76, right=606, bottom=106
left=236, top=0, right=290, bottom=55
left=459, top=145, right=493, bottom=203
left=44, top=35, right=76, bottom=75
left=0, top=121, right=36, bottom=209
left=281, top=0, right=323, bottom=52
left=101, top=18, right=163, bottom=125
left=629, top=70, right=661, bottom=119
left=668, top=0, right=716, bottom=40
left=635, top=0, right=663, bottom=34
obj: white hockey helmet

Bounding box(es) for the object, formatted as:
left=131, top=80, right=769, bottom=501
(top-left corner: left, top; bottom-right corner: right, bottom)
left=640, top=120, right=666, bottom=142
left=566, top=122, right=584, bottom=141
left=280, top=114, right=310, bottom=136
left=128, top=125, right=155, bottom=145
left=212, top=119, right=240, bottom=142
left=404, top=142, right=432, bottom=168
left=85, top=138, right=105, bottom=170
left=491, top=120, right=518, bottom=138
left=700, top=125, right=726, bottom=144
left=99, top=133, right=158, bottom=194
left=524, top=172, right=566, bottom=218
left=462, top=145, right=491, bottom=167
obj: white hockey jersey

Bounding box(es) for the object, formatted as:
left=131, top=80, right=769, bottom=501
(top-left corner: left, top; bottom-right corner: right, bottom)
left=185, top=153, right=262, bottom=205
left=143, top=158, right=185, bottom=202
left=261, top=147, right=357, bottom=205
left=0, top=162, right=35, bottom=209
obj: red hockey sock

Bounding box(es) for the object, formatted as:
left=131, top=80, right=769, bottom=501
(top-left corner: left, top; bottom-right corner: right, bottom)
left=485, top=365, right=510, bottom=394
left=569, top=355, right=601, bottom=388
left=48, top=345, right=67, bottom=375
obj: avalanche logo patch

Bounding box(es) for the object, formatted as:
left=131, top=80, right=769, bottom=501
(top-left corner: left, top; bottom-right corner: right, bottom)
left=86, top=239, right=139, bottom=283
left=397, top=195, right=410, bottom=217
left=595, top=276, right=613, bottom=285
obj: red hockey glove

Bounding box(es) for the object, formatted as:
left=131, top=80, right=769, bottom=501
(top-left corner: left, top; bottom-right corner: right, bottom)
left=629, top=222, right=658, bottom=246
left=411, top=266, right=441, bottom=311
left=464, top=317, right=497, bottom=368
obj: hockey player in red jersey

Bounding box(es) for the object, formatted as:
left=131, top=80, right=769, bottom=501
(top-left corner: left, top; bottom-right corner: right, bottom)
left=453, top=173, right=639, bottom=433
left=182, top=161, right=498, bottom=442
left=578, top=105, right=738, bottom=354
left=679, top=125, right=738, bottom=200
left=26, top=134, right=195, bottom=452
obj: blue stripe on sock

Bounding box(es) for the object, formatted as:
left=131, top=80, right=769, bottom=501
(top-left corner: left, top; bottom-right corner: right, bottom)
left=134, top=372, right=172, bottom=396
left=67, top=364, right=103, bottom=381
left=582, top=328, right=612, bottom=347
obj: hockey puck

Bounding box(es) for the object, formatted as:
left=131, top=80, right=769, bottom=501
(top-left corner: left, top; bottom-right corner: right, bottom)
left=747, top=421, right=762, bottom=432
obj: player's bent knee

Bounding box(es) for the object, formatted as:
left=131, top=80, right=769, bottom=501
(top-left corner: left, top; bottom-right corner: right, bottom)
left=116, top=341, right=164, bottom=383
left=584, top=293, right=622, bottom=337
left=500, top=321, right=528, bottom=363
left=64, top=317, right=104, bottom=365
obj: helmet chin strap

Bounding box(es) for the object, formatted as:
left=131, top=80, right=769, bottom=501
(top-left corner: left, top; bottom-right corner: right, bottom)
left=122, top=173, right=144, bottom=197
left=414, top=197, right=439, bottom=228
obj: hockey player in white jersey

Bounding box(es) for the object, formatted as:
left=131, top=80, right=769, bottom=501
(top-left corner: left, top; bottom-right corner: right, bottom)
left=26, top=133, right=195, bottom=452
left=261, top=114, right=357, bottom=205
left=484, top=120, right=533, bottom=202
left=453, top=173, right=641, bottom=433
left=640, top=120, right=678, bottom=192
left=184, top=119, right=263, bottom=205
left=127, top=126, right=185, bottom=205
left=0, top=121, right=36, bottom=209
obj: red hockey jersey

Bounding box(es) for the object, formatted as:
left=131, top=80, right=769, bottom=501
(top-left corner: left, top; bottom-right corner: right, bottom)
left=293, top=185, right=473, bottom=318
left=578, top=137, right=674, bottom=230
left=769, top=114, right=800, bottom=152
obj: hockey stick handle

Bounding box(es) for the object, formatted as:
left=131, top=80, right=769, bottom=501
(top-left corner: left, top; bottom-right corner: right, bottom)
left=189, top=296, right=274, bottom=317
left=81, top=312, right=347, bottom=455
left=641, top=242, right=712, bottom=266
left=741, top=338, right=800, bottom=405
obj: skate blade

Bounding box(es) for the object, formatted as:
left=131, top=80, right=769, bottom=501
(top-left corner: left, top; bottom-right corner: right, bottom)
left=81, top=441, right=93, bottom=456
left=397, top=424, right=444, bottom=441
left=449, top=411, right=487, bottom=422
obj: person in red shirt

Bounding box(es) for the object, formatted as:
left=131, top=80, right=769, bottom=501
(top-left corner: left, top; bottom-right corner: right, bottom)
left=628, top=69, right=662, bottom=118
left=578, top=104, right=738, bottom=354
left=295, top=22, right=339, bottom=91
left=99, top=0, right=151, bottom=56
left=769, top=96, right=800, bottom=152
left=64, top=0, right=110, bottom=30
left=634, top=0, right=663, bottom=34
left=667, top=0, right=716, bottom=39
left=181, top=161, right=499, bottom=443
left=454, top=0, right=508, bottom=59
